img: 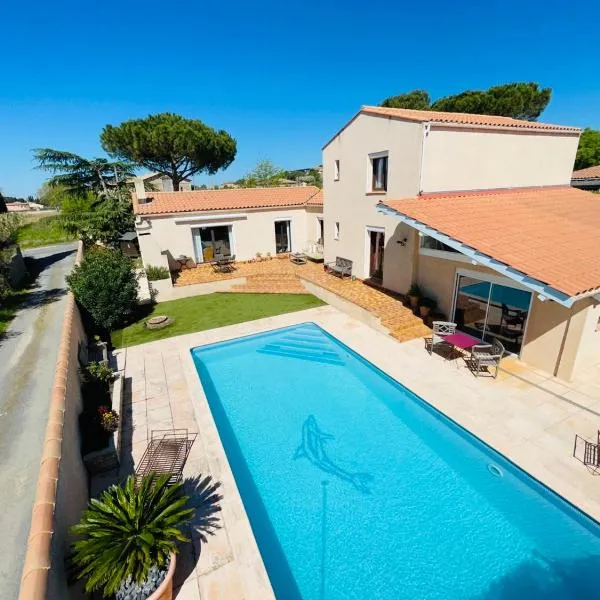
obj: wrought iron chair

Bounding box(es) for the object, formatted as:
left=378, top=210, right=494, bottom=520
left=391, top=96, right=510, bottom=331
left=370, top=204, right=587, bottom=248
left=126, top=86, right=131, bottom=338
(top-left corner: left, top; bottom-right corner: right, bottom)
left=428, top=321, right=456, bottom=357
left=469, top=339, right=505, bottom=378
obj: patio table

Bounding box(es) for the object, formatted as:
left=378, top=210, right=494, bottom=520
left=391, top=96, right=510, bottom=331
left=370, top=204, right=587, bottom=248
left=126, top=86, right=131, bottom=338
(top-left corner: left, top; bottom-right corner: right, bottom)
left=290, top=252, right=307, bottom=265
left=443, top=331, right=482, bottom=350
left=442, top=331, right=482, bottom=367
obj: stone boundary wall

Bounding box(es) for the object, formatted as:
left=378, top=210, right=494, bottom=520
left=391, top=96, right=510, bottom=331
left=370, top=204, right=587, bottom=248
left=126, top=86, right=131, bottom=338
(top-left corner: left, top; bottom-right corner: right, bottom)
left=18, top=241, right=89, bottom=600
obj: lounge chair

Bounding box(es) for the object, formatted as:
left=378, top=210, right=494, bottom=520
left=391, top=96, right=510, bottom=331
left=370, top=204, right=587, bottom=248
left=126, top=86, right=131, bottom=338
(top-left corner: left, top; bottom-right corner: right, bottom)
left=469, top=339, right=505, bottom=378
left=428, top=321, right=456, bottom=357
left=135, top=429, right=197, bottom=486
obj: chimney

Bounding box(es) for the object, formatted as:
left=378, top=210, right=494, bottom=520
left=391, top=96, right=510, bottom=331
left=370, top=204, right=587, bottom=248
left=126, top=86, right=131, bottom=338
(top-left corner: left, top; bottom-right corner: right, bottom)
left=134, top=178, right=147, bottom=202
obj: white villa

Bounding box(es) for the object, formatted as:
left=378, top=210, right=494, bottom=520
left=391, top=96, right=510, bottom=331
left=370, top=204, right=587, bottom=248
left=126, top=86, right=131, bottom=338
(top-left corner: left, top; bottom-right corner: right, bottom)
left=323, top=106, right=600, bottom=380
left=133, top=105, right=600, bottom=381
left=133, top=184, right=323, bottom=269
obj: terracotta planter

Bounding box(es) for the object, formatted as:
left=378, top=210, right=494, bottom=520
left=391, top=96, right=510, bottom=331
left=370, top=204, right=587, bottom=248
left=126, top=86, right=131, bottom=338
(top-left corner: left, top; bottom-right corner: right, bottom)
left=147, top=553, right=176, bottom=600
left=408, top=295, right=420, bottom=310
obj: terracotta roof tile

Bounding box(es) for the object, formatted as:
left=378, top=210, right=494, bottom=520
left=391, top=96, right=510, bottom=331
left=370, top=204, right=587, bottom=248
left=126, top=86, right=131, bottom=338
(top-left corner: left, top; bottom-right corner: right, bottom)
left=381, top=186, right=600, bottom=298
left=361, top=106, right=582, bottom=132
left=572, top=165, right=600, bottom=179
left=133, top=186, right=322, bottom=215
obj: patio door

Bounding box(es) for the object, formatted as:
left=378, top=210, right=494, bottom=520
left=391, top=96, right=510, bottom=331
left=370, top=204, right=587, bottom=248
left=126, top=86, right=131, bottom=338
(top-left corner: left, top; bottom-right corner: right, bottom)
left=368, top=228, right=385, bottom=280
left=193, top=225, right=232, bottom=263
left=274, top=220, right=291, bottom=253
left=452, top=274, right=532, bottom=355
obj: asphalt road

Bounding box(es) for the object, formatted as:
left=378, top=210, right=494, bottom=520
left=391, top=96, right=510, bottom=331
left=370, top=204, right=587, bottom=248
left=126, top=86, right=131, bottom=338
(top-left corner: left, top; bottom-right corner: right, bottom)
left=0, top=243, right=78, bottom=598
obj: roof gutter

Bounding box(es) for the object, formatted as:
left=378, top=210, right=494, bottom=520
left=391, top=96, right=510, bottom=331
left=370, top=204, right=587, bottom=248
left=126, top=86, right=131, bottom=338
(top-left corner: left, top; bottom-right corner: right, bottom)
left=426, top=121, right=582, bottom=136
left=377, top=203, right=583, bottom=308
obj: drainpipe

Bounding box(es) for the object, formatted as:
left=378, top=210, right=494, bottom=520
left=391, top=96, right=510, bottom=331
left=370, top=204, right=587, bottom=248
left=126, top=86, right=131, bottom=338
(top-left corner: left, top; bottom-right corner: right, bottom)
left=418, top=123, right=430, bottom=194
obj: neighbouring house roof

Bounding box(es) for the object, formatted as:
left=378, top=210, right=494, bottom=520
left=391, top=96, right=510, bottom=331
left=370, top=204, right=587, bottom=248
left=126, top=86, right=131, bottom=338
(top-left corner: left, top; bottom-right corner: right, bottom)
left=141, top=172, right=192, bottom=182
left=128, top=172, right=192, bottom=183
left=378, top=186, right=600, bottom=304
left=133, top=186, right=323, bottom=215
left=324, top=106, right=581, bottom=149
left=572, top=165, right=600, bottom=180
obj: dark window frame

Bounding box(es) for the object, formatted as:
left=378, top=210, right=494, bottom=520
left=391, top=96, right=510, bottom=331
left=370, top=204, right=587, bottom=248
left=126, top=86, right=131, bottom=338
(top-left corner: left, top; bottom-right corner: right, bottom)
left=371, top=156, right=388, bottom=191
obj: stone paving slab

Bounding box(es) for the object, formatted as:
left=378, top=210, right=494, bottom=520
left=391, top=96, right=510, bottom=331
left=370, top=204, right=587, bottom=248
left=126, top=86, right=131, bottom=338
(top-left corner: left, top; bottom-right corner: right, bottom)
left=114, top=305, right=600, bottom=599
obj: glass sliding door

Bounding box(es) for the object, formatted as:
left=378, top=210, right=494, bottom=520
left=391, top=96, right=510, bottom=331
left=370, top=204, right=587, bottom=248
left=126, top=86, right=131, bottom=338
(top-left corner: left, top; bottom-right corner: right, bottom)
left=193, top=225, right=232, bottom=262
left=453, top=275, right=531, bottom=355
left=274, top=220, right=291, bottom=253
left=454, top=276, right=491, bottom=339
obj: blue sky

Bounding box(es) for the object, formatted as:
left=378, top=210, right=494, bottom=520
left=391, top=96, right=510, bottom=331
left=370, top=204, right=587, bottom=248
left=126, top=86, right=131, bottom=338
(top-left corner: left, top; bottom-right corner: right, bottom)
left=1, top=0, right=599, bottom=197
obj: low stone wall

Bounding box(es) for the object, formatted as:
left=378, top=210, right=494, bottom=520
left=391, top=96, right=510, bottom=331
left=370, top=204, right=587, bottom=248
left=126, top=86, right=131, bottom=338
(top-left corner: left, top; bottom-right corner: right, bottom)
left=19, top=242, right=89, bottom=600
left=152, top=276, right=247, bottom=302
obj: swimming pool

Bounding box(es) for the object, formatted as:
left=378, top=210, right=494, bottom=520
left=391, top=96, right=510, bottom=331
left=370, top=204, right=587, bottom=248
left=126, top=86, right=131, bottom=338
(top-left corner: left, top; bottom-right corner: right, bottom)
left=191, top=323, right=600, bottom=599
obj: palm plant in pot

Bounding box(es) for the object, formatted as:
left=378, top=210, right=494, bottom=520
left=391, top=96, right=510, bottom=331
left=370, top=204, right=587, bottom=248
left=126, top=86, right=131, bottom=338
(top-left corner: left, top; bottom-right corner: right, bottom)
left=71, top=473, right=193, bottom=600
left=407, top=283, right=422, bottom=310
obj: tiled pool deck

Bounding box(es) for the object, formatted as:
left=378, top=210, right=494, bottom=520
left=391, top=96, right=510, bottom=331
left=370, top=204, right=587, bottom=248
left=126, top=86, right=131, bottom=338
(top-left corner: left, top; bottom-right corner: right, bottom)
left=113, top=305, right=600, bottom=600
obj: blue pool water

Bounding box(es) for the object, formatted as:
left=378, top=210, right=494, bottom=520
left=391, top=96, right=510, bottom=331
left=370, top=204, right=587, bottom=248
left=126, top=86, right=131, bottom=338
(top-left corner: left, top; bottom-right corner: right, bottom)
left=191, top=323, right=600, bottom=599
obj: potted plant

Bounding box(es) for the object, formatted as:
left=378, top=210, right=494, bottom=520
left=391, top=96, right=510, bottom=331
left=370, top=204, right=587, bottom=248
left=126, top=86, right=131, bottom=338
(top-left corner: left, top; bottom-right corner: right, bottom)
left=418, top=297, right=437, bottom=319
left=71, top=473, right=193, bottom=600
left=407, top=283, right=422, bottom=310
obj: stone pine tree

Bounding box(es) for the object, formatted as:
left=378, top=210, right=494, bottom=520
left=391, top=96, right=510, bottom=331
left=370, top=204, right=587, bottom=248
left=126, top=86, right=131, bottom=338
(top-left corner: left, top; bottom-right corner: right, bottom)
left=101, top=113, right=237, bottom=191
left=380, top=82, right=552, bottom=121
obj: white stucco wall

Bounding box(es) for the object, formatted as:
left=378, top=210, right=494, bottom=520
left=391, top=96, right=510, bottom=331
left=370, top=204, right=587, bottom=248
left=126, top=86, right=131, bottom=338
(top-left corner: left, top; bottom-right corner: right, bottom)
left=422, top=126, right=580, bottom=192
left=136, top=205, right=322, bottom=268
left=322, top=113, right=423, bottom=291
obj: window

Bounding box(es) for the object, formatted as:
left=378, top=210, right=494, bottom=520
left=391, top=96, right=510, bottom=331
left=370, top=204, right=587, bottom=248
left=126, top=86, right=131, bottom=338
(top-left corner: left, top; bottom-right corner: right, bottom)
left=420, top=235, right=459, bottom=253
left=371, top=155, right=388, bottom=191
left=334, top=160, right=340, bottom=181
left=334, top=222, right=340, bottom=240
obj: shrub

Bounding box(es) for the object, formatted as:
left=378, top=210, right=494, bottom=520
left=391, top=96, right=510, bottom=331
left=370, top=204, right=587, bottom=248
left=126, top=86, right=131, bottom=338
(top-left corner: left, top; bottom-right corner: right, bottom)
left=407, top=283, right=422, bottom=297
left=71, top=473, right=193, bottom=596
left=145, top=265, right=170, bottom=281
left=0, top=213, right=23, bottom=246
left=418, top=296, right=437, bottom=310
left=82, top=361, right=114, bottom=385
left=67, top=248, right=139, bottom=331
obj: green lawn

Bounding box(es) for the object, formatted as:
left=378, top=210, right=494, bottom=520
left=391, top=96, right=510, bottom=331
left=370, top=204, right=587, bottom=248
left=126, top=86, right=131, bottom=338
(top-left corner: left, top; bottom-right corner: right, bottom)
left=111, top=292, right=326, bottom=348
left=16, top=215, right=76, bottom=248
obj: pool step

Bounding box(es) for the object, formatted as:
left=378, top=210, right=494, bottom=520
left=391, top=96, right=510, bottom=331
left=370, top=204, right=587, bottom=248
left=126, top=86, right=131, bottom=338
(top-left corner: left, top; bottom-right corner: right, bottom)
left=265, top=341, right=339, bottom=357
left=257, top=343, right=345, bottom=366
left=280, top=334, right=332, bottom=348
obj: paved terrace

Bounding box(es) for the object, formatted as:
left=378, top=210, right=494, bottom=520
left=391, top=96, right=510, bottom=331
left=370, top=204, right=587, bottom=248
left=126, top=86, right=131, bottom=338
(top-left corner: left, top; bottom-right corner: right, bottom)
left=175, top=259, right=431, bottom=342
left=111, top=305, right=600, bottom=600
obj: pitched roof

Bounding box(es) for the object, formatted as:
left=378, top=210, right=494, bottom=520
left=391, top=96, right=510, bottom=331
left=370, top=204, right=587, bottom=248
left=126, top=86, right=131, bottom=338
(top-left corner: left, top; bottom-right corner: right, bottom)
left=133, top=186, right=322, bottom=215
left=572, top=165, right=600, bottom=179
left=379, top=186, right=600, bottom=299
left=324, top=106, right=581, bottom=148
left=361, top=106, right=581, bottom=132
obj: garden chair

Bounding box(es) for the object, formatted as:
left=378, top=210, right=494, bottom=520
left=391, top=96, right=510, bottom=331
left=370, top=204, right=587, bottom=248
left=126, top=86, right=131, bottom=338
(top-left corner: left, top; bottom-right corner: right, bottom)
left=469, top=339, right=505, bottom=378
left=428, top=321, right=456, bottom=357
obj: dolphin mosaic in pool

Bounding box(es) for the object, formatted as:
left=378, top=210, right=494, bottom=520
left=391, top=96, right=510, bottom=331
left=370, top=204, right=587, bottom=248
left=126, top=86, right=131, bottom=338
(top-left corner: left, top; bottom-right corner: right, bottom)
left=294, top=415, right=373, bottom=494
